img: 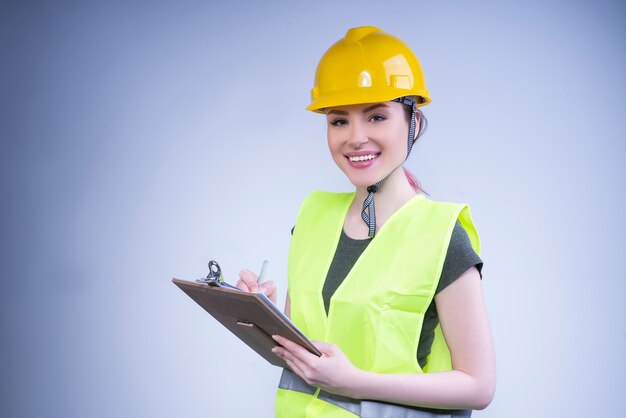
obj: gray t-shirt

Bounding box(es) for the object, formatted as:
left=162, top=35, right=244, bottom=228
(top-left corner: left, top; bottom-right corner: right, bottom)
left=320, top=220, right=483, bottom=369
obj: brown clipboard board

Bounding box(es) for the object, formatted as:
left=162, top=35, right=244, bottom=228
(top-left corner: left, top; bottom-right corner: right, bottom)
left=172, top=278, right=322, bottom=369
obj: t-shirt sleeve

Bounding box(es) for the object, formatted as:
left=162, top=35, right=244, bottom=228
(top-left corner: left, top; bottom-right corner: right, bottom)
left=436, top=220, right=483, bottom=294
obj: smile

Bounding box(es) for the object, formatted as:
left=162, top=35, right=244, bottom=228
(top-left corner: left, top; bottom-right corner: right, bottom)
left=348, top=154, right=378, bottom=162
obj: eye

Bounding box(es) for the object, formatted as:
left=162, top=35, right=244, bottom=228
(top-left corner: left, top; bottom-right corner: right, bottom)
left=329, top=118, right=348, bottom=127
left=369, top=114, right=387, bottom=123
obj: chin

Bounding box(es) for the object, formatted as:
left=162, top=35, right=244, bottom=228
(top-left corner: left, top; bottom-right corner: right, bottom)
left=346, top=175, right=378, bottom=188
left=339, top=165, right=385, bottom=188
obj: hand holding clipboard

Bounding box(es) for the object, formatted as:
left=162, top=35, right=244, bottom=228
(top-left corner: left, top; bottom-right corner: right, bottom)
left=173, top=260, right=321, bottom=369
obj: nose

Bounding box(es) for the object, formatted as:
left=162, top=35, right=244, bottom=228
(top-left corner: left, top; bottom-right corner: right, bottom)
left=348, top=120, right=368, bottom=148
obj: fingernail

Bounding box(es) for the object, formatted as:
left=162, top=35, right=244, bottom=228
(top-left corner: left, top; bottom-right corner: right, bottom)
left=272, top=335, right=279, bottom=340
left=271, top=347, right=278, bottom=353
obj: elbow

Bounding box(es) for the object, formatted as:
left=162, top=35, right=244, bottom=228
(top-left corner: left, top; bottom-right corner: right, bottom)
left=474, top=390, right=494, bottom=410
left=472, top=380, right=496, bottom=410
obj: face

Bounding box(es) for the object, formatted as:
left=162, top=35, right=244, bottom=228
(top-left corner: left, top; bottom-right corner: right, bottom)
left=326, top=101, right=410, bottom=188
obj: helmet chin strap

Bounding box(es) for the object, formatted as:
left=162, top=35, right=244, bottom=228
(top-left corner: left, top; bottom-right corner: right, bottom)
left=361, top=98, right=417, bottom=238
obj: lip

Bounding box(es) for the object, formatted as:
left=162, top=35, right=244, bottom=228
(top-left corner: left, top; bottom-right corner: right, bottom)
left=345, top=151, right=380, bottom=169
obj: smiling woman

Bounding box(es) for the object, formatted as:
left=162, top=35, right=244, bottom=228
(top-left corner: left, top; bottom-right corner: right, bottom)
left=326, top=102, right=414, bottom=191
left=236, top=26, right=495, bottom=417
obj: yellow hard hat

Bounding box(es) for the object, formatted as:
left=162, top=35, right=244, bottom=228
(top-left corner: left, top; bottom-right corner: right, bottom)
left=307, top=26, right=431, bottom=113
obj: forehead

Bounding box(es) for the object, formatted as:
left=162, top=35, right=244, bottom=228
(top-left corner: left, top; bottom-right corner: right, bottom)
left=326, top=101, right=402, bottom=116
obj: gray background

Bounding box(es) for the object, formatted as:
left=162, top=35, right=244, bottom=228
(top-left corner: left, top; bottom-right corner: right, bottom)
left=2, top=0, right=625, bottom=417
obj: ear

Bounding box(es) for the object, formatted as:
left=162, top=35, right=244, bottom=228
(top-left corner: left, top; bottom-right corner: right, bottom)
left=413, top=110, right=421, bottom=140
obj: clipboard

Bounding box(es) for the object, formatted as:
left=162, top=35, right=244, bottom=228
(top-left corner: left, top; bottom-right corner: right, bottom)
left=172, top=261, right=321, bottom=369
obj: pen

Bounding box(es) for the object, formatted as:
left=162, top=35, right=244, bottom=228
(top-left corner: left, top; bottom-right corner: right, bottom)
left=258, top=259, right=269, bottom=287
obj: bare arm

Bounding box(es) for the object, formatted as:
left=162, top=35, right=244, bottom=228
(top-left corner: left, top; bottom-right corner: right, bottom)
left=273, top=266, right=496, bottom=410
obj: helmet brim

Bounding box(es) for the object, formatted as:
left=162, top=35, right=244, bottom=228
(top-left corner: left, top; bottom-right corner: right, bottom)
left=307, top=87, right=431, bottom=113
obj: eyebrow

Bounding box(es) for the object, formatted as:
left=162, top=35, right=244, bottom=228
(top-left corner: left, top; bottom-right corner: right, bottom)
left=327, top=103, right=390, bottom=116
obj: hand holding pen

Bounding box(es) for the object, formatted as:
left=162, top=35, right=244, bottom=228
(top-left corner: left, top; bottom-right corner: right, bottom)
left=237, top=260, right=277, bottom=304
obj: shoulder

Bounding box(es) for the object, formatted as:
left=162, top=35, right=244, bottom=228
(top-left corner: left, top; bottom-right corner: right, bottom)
left=292, top=191, right=355, bottom=235
left=436, top=221, right=484, bottom=294
left=419, top=196, right=481, bottom=257
left=417, top=196, right=470, bottom=212
left=300, top=190, right=354, bottom=206
left=405, top=196, right=470, bottom=222
left=405, top=196, right=482, bottom=288
left=296, top=190, right=355, bottom=216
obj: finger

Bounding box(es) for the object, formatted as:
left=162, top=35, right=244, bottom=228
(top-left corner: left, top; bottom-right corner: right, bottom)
left=259, top=280, right=276, bottom=297
left=273, top=335, right=313, bottom=361
left=273, top=347, right=307, bottom=378
left=282, top=356, right=306, bottom=379
left=235, top=279, right=250, bottom=292
left=239, top=269, right=260, bottom=292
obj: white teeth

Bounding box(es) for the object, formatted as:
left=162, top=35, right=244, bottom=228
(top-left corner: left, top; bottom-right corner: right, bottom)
left=349, top=154, right=377, bottom=162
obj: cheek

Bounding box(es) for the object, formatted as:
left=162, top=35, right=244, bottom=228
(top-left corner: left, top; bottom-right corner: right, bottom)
left=327, top=133, right=348, bottom=169
left=391, top=125, right=410, bottom=154
left=326, top=130, right=341, bottom=155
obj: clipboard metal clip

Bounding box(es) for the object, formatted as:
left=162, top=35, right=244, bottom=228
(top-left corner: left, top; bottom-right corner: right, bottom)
left=196, top=260, right=240, bottom=290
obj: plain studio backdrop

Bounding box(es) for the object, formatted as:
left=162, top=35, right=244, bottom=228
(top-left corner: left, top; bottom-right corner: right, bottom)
left=1, top=1, right=625, bottom=417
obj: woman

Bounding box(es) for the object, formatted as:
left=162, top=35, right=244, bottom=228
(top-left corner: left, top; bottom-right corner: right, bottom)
left=237, top=26, right=495, bottom=417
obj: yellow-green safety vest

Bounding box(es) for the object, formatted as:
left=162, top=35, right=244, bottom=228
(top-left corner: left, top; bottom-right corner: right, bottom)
left=275, top=191, right=480, bottom=418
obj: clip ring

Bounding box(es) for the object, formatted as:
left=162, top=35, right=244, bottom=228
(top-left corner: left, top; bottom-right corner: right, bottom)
left=196, top=260, right=223, bottom=285
left=196, top=259, right=240, bottom=290
left=207, top=260, right=222, bottom=281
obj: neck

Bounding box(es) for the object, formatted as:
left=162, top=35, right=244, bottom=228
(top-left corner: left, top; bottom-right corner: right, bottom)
left=345, top=167, right=418, bottom=238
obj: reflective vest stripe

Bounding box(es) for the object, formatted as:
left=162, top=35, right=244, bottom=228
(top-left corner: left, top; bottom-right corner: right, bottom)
left=317, top=391, right=360, bottom=416
left=278, top=369, right=472, bottom=418
left=278, top=368, right=317, bottom=395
